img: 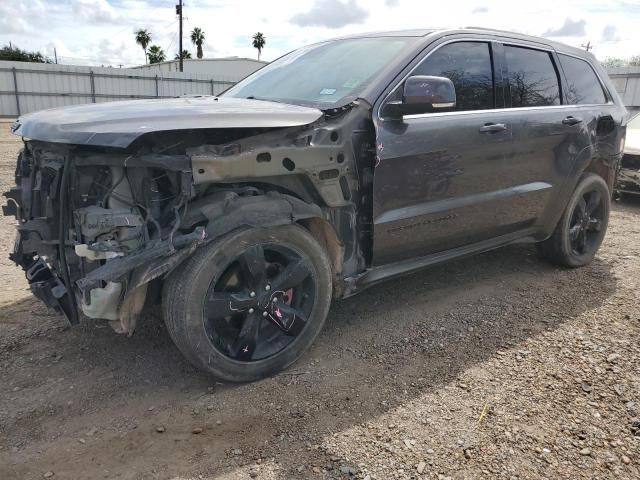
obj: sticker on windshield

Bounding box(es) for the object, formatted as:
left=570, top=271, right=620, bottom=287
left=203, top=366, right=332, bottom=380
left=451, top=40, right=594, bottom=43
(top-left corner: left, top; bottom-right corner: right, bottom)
left=319, top=88, right=337, bottom=95
left=343, top=79, right=360, bottom=88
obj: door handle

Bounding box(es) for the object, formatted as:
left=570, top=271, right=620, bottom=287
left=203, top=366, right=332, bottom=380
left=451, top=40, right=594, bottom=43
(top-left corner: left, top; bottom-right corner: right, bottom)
left=479, top=123, right=507, bottom=133
left=562, top=116, right=583, bottom=126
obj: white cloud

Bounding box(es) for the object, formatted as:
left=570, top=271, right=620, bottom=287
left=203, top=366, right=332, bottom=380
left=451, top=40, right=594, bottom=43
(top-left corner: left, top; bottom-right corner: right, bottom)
left=543, top=18, right=587, bottom=37
left=0, top=0, right=47, bottom=34
left=73, top=0, right=121, bottom=24
left=290, top=0, right=369, bottom=29
left=601, top=25, right=620, bottom=42
left=0, top=0, right=638, bottom=67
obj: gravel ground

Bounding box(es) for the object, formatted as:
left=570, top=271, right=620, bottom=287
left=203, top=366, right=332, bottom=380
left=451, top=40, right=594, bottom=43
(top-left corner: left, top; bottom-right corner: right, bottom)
left=0, top=120, right=638, bottom=480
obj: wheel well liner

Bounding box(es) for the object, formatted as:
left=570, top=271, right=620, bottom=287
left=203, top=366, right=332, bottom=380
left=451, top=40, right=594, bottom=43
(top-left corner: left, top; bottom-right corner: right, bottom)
left=183, top=190, right=323, bottom=236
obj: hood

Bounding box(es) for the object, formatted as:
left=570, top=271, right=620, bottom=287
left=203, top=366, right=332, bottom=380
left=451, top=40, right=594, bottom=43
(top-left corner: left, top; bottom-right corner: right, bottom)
left=11, top=96, right=323, bottom=148
left=625, top=128, right=640, bottom=156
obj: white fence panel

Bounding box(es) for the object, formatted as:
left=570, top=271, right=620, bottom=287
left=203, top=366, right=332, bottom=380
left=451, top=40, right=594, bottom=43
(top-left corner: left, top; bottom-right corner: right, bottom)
left=0, top=60, right=237, bottom=117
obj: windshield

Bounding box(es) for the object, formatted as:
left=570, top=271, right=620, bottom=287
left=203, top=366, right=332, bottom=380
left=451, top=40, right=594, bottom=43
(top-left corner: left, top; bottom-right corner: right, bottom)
left=224, top=37, right=417, bottom=107
left=629, top=112, right=640, bottom=129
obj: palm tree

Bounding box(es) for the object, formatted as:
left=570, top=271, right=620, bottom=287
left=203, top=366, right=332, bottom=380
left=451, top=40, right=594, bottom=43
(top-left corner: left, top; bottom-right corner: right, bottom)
left=135, top=29, right=151, bottom=64
left=175, top=49, right=192, bottom=60
left=147, top=45, right=166, bottom=64
left=252, top=32, right=266, bottom=61
left=190, top=27, right=205, bottom=59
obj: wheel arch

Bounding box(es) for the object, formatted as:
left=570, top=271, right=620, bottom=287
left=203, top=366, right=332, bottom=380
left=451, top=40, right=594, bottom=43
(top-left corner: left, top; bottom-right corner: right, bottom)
left=179, top=189, right=345, bottom=295
left=582, top=155, right=619, bottom=194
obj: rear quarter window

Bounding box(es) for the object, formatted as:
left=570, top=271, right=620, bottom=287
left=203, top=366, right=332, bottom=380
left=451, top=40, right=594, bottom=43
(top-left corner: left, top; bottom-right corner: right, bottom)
left=558, top=54, right=608, bottom=105
left=505, top=46, right=561, bottom=108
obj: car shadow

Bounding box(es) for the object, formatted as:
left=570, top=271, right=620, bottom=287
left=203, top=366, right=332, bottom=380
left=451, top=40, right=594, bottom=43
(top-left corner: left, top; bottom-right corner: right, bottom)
left=0, top=243, right=617, bottom=479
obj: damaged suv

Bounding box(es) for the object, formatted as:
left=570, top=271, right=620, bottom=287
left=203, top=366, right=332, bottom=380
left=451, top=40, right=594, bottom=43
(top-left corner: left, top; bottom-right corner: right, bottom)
left=3, top=29, right=627, bottom=381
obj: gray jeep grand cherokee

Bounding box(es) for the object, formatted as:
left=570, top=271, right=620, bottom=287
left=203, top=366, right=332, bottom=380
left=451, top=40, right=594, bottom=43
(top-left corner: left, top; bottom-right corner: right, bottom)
left=3, top=28, right=627, bottom=381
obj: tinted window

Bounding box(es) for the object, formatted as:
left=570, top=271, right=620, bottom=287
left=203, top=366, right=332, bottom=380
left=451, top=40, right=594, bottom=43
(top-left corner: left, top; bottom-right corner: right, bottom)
left=559, top=54, right=607, bottom=105
left=413, top=42, right=494, bottom=111
left=505, top=46, right=560, bottom=107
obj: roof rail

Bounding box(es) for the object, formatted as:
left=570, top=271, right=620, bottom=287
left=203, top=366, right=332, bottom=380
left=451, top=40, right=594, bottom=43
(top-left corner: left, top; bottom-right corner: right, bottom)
left=463, top=26, right=526, bottom=35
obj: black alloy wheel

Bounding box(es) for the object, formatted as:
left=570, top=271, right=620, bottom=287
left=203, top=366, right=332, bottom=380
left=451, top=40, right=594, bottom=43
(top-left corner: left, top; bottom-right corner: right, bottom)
left=538, top=173, right=610, bottom=268
left=203, top=244, right=315, bottom=362
left=568, top=189, right=604, bottom=256
left=162, top=225, right=333, bottom=382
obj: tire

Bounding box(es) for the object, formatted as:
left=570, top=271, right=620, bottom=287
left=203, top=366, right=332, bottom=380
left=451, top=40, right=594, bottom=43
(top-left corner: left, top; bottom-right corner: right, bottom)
left=162, top=225, right=333, bottom=382
left=538, top=173, right=610, bottom=268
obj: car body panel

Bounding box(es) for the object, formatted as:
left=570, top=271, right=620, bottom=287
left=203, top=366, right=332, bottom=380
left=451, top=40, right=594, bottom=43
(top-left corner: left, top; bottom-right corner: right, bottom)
left=372, top=109, right=518, bottom=265
left=11, top=96, right=323, bottom=148
left=370, top=32, right=625, bottom=267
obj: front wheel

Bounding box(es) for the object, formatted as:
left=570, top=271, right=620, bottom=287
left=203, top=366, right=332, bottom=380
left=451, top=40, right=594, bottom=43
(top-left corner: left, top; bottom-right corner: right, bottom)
left=162, top=225, right=333, bottom=382
left=538, top=173, right=610, bottom=267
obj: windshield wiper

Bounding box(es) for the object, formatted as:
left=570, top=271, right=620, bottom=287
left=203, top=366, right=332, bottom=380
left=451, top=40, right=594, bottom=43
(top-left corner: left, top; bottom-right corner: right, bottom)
left=245, top=96, right=284, bottom=104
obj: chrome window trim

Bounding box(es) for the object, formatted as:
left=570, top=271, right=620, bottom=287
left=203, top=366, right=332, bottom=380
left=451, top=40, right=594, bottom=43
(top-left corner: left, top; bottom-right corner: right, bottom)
left=402, top=103, right=608, bottom=121
left=377, top=36, right=613, bottom=122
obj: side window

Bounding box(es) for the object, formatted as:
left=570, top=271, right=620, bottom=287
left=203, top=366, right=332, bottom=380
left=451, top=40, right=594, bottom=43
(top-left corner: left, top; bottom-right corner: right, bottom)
left=505, top=46, right=560, bottom=107
left=559, top=54, right=607, bottom=105
left=412, top=42, right=494, bottom=111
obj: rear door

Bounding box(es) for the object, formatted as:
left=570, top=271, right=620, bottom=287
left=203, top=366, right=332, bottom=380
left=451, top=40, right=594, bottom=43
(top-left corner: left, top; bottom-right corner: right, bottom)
left=495, top=44, right=595, bottom=233
left=372, top=40, right=515, bottom=265
left=556, top=52, right=623, bottom=188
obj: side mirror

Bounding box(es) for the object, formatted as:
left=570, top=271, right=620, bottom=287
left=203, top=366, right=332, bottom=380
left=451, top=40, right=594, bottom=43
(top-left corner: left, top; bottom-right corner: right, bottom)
left=382, top=75, right=456, bottom=118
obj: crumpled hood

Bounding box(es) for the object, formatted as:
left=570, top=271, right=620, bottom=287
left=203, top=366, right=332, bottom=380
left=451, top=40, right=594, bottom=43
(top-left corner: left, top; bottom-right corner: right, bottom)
left=11, top=96, right=323, bottom=148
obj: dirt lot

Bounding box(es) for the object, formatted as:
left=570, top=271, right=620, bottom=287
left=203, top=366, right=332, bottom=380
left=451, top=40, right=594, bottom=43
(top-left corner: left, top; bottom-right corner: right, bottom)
left=0, top=119, right=638, bottom=480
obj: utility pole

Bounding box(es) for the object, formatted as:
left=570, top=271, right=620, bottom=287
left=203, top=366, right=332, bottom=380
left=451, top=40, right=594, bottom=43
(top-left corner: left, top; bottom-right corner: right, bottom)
left=176, top=0, right=183, bottom=72
left=581, top=41, right=593, bottom=52
left=54, top=47, right=58, bottom=64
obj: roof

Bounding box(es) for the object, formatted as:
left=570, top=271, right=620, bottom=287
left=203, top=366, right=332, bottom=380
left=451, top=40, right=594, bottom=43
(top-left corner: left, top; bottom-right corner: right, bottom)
left=333, top=27, right=589, bottom=58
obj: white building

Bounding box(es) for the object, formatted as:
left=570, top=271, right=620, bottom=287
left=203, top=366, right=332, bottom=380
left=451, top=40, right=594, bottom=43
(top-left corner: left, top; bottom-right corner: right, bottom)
left=130, top=57, right=267, bottom=83
left=607, top=66, right=640, bottom=116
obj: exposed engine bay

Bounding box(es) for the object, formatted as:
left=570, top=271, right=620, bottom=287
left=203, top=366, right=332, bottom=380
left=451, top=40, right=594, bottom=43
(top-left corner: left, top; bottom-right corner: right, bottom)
left=3, top=101, right=376, bottom=334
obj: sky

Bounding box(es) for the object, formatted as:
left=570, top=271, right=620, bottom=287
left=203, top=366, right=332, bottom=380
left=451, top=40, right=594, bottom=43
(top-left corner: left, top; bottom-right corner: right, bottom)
left=0, top=0, right=639, bottom=67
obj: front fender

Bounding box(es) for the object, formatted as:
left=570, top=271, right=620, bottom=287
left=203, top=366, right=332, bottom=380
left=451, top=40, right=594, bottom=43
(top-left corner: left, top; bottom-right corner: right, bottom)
left=183, top=190, right=323, bottom=238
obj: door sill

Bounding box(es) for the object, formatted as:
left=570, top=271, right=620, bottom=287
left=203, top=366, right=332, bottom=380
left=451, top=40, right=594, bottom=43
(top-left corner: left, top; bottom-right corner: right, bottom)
left=343, top=228, right=536, bottom=297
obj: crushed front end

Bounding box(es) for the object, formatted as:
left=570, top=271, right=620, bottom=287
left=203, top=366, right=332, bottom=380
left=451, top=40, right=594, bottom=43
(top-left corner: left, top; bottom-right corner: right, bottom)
left=3, top=140, right=206, bottom=332
left=2, top=99, right=375, bottom=333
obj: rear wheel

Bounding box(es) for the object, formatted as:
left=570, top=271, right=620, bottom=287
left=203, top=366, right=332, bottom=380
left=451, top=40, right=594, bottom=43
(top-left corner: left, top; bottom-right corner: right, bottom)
left=538, top=173, right=610, bottom=267
left=162, top=225, right=332, bottom=382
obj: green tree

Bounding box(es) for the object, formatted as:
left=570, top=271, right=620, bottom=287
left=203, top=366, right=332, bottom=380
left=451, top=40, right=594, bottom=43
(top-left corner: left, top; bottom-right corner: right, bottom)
left=0, top=44, right=51, bottom=63
left=135, top=29, right=151, bottom=64
left=252, top=32, right=266, bottom=61
left=190, top=27, right=205, bottom=59
left=175, top=49, right=192, bottom=60
left=147, top=45, right=166, bottom=64
left=602, top=57, right=626, bottom=68
left=600, top=55, right=640, bottom=68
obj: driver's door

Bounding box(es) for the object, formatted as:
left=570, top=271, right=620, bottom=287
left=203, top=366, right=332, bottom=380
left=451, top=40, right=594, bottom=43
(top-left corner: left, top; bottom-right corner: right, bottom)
left=372, top=40, right=517, bottom=265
